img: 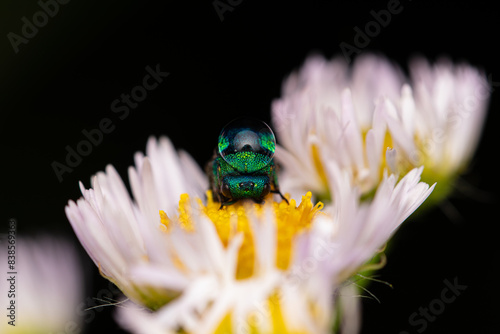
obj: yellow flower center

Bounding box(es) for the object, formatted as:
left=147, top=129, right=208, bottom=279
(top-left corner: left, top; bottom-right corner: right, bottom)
left=214, top=293, right=310, bottom=334
left=158, top=192, right=324, bottom=333
left=160, top=192, right=324, bottom=280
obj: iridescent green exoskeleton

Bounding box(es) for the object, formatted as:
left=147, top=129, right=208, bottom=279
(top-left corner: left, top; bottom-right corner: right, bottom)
left=207, top=118, right=287, bottom=208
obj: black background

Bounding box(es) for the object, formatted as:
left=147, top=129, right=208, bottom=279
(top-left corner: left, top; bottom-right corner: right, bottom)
left=1, top=1, right=498, bottom=333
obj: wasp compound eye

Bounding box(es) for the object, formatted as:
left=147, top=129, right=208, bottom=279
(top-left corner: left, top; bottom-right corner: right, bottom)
left=217, top=117, right=276, bottom=173
left=261, top=183, right=271, bottom=197
left=221, top=182, right=232, bottom=198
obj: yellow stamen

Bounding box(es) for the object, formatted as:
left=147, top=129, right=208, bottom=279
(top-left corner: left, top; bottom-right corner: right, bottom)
left=379, top=130, right=395, bottom=178
left=159, top=191, right=324, bottom=280
left=178, top=193, right=195, bottom=231
left=213, top=293, right=312, bottom=334
left=158, top=192, right=324, bottom=333
left=159, top=210, right=170, bottom=232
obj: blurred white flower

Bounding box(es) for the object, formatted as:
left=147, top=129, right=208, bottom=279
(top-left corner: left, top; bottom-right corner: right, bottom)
left=0, top=236, right=84, bottom=334
left=272, top=54, right=489, bottom=203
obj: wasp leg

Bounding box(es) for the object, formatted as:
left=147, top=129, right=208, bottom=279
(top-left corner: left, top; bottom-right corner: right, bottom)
left=271, top=190, right=289, bottom=204
left=220, top=199, right=238, bottom=210
left=269, top=161, right=289, bottom=205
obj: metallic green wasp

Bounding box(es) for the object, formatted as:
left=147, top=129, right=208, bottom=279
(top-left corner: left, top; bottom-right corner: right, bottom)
left=207, top=117, right=287, bottom=208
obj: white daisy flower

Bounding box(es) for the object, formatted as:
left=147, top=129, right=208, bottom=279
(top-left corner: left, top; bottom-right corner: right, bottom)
left=272, top=54, right=489, bottom=203
left=114, top=166, right=433, bottom=334
left=65, top=135, right=434, bottom=333
left=0, top=236, right=84, bottom=334
left=65, top=137, right=207, bottom=309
